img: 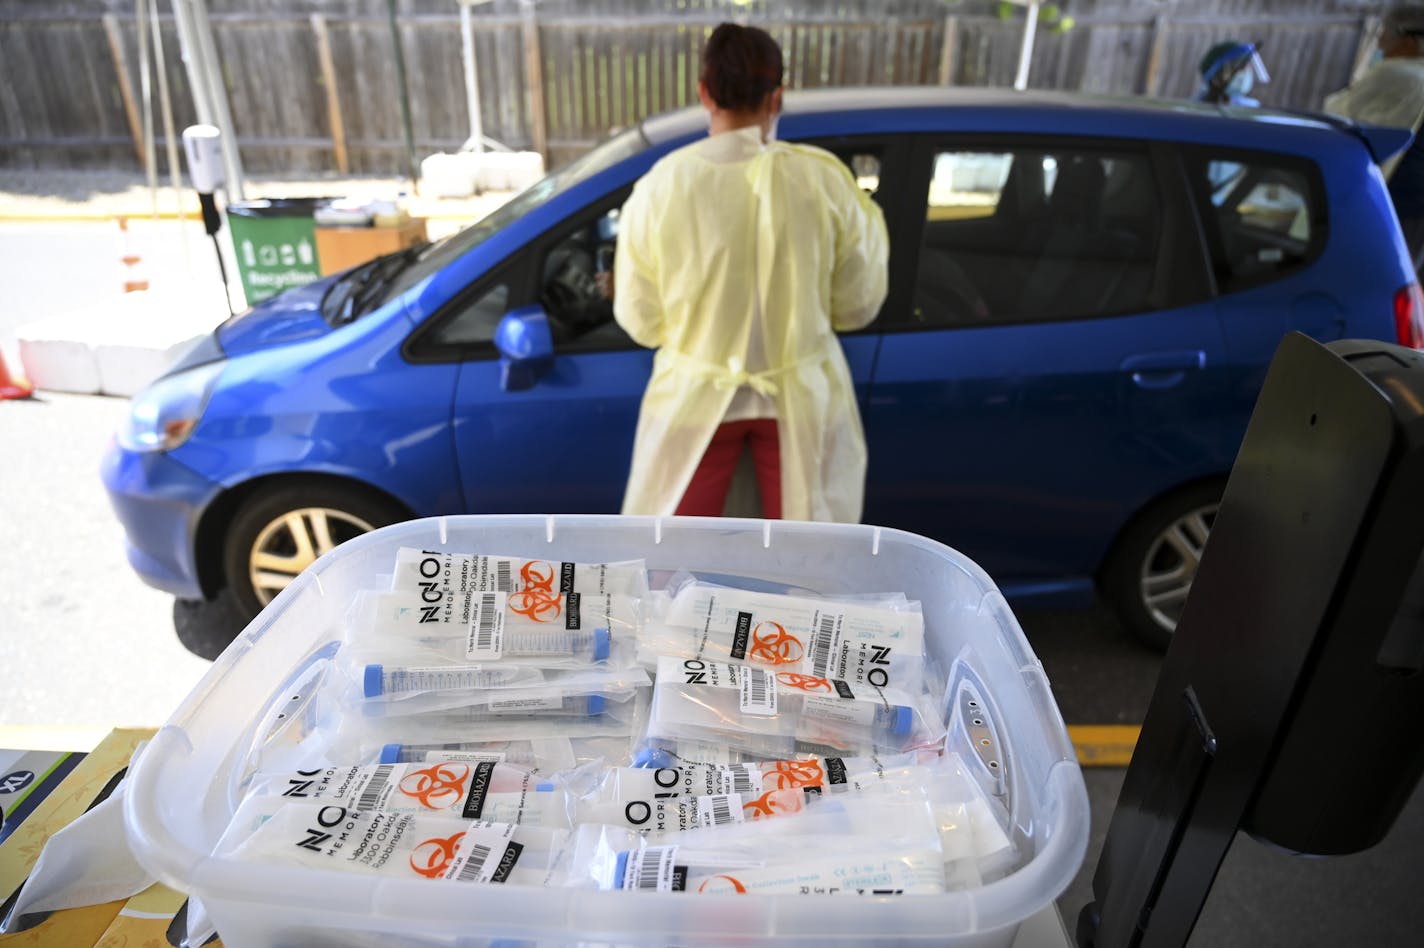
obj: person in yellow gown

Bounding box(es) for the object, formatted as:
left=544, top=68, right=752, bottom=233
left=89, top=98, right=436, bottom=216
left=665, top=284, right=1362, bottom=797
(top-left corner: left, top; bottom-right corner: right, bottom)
left=613, top=23, right=889, bottom=522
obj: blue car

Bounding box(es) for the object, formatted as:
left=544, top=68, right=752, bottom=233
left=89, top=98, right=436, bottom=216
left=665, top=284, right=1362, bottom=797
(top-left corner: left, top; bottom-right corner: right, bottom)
left=102, top=88, right=1420, bottom=651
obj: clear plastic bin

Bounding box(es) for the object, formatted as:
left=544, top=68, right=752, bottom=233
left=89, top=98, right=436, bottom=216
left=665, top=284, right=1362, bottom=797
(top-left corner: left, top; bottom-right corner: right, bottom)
left=124, top=515, right=1088, bottom=947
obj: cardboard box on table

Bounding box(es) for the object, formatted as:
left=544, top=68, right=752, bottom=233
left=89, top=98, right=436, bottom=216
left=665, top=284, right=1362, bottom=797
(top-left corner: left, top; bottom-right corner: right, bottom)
left=314, top=219, right=428, bottom=275
left=0, top=728, right=221, bottom=947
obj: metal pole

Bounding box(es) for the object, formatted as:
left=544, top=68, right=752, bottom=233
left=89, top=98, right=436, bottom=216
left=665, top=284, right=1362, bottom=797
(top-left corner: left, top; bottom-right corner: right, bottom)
left=1013, top=0, right=1040, bottom=91
left=136, top=0, right=160, bottom=221
left=150, top=7, right=185, bottom=204
left=189, top=0, right=246, bottom=200
left=387, top=0, right=420, bottom=187
left=150, top=1, right=190, bottom=262
left=460, top=0, right=484, bottom=153
left=170, top=0, right=213, bottom=126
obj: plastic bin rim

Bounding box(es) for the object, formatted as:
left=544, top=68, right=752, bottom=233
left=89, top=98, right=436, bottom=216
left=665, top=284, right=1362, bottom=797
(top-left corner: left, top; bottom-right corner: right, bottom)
left=303, top=514, right=1009, bottom=592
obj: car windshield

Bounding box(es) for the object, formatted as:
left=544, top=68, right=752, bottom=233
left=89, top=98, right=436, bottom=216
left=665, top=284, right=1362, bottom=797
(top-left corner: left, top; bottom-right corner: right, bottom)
left=375, top=127, right=650, bottom=304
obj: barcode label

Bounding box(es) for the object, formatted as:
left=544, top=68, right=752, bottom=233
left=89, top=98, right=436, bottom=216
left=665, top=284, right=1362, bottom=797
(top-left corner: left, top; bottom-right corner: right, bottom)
left=714, top=765, right=761, bottom=796
left=496, top=560, right=512, bottom=592
left=697, top=793, right=745, bottom=828
left=624, top=845, right=680, bottom=891
left=352, top=765, right=394, bottom=810
left=466, top=591, right=507, bottom=659
left=802, top=694, right=878, bottom=729
left=739, top=667, right=778, bottom=716
left=445, top=824, right=520, bottom=884
left=454, top=843, right=494, bottom=881
left=808, top=611, right=843, bottom=679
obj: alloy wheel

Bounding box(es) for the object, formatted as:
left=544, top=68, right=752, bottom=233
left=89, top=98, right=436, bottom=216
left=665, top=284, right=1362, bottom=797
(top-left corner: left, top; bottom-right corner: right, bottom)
left=1138, top=503, right=1219, bottom=639
left=247, top=507, right=377, bottom=605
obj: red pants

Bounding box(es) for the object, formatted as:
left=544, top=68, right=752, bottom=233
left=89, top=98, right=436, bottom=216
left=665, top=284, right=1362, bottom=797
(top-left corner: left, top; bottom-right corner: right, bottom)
left=675, top=419, right=782, bottom=519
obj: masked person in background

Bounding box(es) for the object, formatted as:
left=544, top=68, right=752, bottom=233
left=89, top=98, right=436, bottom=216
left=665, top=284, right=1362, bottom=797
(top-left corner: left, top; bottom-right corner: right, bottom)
left=1325, top=5, right=1424, bottom=274
left=1193, top=40, right=1269, bottom=107
left=612, top=23, right=888, bottom=522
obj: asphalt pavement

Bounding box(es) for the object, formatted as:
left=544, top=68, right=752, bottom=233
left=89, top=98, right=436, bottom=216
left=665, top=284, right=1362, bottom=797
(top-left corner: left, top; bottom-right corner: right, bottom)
left=0, top=390, right=212, bottom=732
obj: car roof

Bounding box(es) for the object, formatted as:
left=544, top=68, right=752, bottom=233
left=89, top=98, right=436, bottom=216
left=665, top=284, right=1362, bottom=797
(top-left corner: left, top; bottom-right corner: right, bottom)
left=639, top=86, right=1364, bottom=153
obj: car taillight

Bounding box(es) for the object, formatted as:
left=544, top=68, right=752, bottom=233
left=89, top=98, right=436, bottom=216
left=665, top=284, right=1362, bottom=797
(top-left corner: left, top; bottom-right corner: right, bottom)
left=1394, top=283, right=1424, bottom=350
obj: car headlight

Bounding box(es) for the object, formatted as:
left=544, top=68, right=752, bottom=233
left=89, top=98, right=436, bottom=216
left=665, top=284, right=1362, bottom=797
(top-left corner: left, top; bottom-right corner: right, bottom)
left=117, top=361, right=226, bottom=452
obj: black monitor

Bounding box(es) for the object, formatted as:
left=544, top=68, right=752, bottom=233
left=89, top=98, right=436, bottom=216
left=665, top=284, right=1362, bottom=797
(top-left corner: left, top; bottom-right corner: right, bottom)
left=1079, top=334, right=1424, bottom=947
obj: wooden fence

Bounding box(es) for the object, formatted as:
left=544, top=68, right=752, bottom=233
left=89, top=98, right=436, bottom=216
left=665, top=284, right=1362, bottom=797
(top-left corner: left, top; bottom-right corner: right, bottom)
left=0, top=1, right=1387, bottom=176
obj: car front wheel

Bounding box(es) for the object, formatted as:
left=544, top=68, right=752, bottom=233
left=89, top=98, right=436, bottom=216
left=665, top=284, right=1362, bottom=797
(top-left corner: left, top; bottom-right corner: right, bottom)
left=1101, top=482, right=1223, bottom=652
left=222, top=483, right=409, bottom=620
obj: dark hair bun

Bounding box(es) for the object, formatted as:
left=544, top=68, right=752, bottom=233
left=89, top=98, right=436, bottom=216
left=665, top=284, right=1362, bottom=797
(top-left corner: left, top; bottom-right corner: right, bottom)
left=701, top=23, right=784, bottom=112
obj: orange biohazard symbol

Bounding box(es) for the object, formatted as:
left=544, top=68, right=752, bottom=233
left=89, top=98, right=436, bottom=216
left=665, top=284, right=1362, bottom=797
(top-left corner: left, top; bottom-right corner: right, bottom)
left=508, top=588, right=562, bottom=621
left=775, top=672, right=833, bottom=693
left=741, top=788, right=803, bottom=820
left=510, top=561, right=562, bottom=621
left=520, top=560, right=556, bottom=592
left=697, top=874, right=749, bottom=894
left=763, top=759, right=824, bottom=789
left=399, top=762, right=470, bottom=810
left=410, top=831, right=465, bottom=879
left=748, top=621, right=803, bottom=666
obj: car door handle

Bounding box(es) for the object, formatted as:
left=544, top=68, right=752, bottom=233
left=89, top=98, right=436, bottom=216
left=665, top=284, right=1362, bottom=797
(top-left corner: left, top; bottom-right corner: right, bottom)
left=1120, top=350, right=1207, bottom=390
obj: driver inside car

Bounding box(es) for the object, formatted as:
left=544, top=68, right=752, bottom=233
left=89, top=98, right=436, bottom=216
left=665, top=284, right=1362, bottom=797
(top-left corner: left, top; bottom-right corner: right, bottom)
left=540, top=218, right=618, bottom=342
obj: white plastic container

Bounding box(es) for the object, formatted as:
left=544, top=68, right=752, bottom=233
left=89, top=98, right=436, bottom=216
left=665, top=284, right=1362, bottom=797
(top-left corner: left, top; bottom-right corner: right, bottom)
left=124, top=515, right=1088, bottom=947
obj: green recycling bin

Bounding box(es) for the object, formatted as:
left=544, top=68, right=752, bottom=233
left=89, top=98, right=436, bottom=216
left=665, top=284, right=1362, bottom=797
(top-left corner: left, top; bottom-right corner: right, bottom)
left=226, top=198, right=329, bottom=304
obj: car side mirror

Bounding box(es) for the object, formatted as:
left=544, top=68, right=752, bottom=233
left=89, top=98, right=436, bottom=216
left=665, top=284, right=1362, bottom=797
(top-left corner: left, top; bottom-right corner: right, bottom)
left=494, top=304, right=554, bottom=392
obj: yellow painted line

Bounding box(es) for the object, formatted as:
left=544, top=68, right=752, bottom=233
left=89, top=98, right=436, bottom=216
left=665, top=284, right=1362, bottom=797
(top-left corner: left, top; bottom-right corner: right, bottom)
left=1069, top=724, right=1141, bottom=767
left=0, top=210, right=200, bottom=223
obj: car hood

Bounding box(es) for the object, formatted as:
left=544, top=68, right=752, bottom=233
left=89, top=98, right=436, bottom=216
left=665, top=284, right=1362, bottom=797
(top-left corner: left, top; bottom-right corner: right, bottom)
left=216, top=276, right=340, bottom=356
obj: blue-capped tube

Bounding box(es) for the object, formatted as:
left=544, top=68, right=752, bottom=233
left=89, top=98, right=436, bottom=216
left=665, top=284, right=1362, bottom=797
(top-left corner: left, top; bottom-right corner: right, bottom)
left=372, top=694, right=608, bottom=721
left=499, top=627, right=612, bottom=662
left=649, top=658, right=921, bottom=757
left=379, top=742, right=537, bottom=765
left=364, top=664, right=537, bottom=699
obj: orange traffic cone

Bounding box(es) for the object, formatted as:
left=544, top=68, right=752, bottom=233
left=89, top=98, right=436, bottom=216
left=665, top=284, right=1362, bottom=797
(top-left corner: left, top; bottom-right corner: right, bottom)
left=0, top=350, right=33, bottom=400
left=117, top=217, right=149, bottom=293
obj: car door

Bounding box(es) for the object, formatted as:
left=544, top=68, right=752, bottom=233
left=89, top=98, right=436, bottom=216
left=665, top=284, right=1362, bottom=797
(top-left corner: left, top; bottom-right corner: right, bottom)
left=1178, top=147, right=1337, bottom=423
left=421, top=191, right=649, bottom=514
left=795, top=135, right=914, bottom=414
left=861, top=136, right=1228, bottom=594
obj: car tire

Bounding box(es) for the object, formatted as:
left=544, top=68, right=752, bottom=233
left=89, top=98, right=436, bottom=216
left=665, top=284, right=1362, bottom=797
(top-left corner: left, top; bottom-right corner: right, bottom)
left=222, top=483, right=409, bottom=620
left=1101, top=481, right=1223, bottom=652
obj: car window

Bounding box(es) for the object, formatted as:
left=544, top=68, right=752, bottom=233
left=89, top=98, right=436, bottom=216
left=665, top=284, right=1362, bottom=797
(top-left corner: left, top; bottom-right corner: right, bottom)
left=429, top=281, right=511, bottom=348
left=1189, top=152, right=1322, bottom=293
left=385, top=127, right=648, bottom=300
left=536, top=204, right=634, bottom=352
left=911, top=146, right=1161, bottom=328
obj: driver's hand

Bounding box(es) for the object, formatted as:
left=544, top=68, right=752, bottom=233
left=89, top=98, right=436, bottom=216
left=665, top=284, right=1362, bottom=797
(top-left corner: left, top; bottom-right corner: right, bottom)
left=594, top=271, right=614, bottom=301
